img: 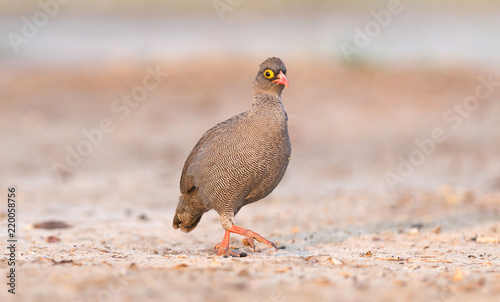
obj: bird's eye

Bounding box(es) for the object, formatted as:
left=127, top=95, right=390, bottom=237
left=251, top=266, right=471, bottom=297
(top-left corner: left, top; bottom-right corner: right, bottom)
left=264, top=69, right=274, bottom=79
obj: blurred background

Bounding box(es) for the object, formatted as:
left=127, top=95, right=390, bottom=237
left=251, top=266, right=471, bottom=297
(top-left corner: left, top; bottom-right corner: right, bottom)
left=1, top=1, right=500, bottom=301
left=1, top=0, right=500, bottom=227
left=2, top=0, right=500, bottom=199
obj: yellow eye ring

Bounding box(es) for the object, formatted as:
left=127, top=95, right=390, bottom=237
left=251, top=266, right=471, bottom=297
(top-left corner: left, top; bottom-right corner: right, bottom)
left=263, top=69, right=274, bottom=79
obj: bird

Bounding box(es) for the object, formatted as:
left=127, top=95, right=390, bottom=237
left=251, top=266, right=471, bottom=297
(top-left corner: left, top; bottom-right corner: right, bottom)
left=172, top=57, right=291, bottom=257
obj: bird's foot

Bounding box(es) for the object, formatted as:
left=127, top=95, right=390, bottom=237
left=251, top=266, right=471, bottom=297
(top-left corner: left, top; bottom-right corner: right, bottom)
left=214, top=243, right=247, bottom=257
left=228, top=225, right=277, bottom=252
left=214, top=226, right=276, bottom=256
left=214, top=230, right=247, bottom=257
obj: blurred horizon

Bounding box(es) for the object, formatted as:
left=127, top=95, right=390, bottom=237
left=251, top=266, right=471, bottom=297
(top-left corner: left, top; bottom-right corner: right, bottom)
left=1, top=0, right=500, bottom=70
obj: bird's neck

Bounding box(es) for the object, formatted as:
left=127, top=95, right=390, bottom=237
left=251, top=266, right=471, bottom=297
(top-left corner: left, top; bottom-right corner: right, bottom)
left=251, top=91, right=283, bottom=107
left=249, top=93, right=287, bottom=122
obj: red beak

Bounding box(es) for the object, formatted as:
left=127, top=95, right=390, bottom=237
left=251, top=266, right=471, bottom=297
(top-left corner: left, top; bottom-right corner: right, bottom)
left=272, top=71, right=289, bottom=88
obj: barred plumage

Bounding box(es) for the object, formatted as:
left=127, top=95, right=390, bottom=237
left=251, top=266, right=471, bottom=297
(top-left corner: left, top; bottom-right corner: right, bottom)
left=172, top=57, right=291, bottom=256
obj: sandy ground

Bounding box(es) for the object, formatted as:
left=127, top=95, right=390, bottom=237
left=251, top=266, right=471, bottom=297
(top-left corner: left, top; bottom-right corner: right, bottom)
left=1, top=59, right=499, bottom=302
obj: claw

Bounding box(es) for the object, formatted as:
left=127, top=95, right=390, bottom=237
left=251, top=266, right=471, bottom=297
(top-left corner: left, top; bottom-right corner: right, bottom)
left=214, top=225, right=276, bottom=256
left=216, top=246, right=245, bottom=257
left=242, top=238, right=256, bottom=251
left=232, top=226, right=277, bottom=251
left=214, top=230, right=248, bottom=257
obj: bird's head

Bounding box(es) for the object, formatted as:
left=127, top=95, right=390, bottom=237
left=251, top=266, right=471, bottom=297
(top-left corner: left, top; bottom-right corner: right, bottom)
left=253, top=57, right=288, bottom=96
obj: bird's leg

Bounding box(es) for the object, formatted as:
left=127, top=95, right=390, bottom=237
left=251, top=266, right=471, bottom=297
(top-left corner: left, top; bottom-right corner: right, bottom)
left=228, top=225, right=277, bottom=252
left=214, top=230, right=246, bottom=257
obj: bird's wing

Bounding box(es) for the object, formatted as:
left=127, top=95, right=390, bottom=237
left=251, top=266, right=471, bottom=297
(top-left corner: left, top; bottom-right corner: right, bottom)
left=180, top=112, right=246, bottom=193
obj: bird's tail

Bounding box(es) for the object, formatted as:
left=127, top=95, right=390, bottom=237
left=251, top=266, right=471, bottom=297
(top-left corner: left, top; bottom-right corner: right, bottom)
left=172, top=193, right=205, bottom=233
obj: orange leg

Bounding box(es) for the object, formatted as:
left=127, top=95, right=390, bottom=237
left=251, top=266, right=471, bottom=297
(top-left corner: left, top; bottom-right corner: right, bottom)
left=214, top=230, right=243, bottom=257
left=214, top=225, right=277, bottom=257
